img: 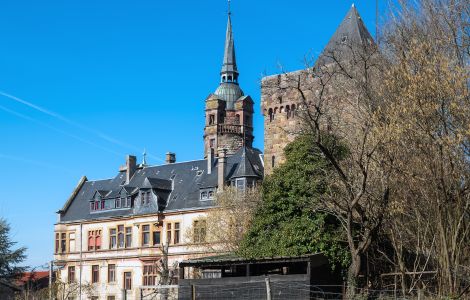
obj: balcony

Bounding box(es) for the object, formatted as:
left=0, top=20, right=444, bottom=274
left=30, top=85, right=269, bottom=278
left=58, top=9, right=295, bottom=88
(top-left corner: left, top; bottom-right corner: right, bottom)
left=217, top=124, right=242, bottom=134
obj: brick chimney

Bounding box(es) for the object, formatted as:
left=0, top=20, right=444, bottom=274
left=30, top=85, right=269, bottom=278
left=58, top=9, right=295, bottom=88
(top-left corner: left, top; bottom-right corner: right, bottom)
left=126, top=155, right=137, bottom=184
left=166, top=152, right=176, bottom=164
left=217, top=148, right=227, bottom=191
left=207, top=148, right=214, bottom=175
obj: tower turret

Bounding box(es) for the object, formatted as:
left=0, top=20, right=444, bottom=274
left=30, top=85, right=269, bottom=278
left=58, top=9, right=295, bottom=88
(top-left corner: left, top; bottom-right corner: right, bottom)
left=203, top=2, right=254, bottom=157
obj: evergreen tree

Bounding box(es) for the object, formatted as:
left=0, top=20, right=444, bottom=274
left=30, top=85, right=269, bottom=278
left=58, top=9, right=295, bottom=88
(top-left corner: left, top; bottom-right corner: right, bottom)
left=0, top=218, right=26, bottom=281
left=238, top=134, right=349, bottom=269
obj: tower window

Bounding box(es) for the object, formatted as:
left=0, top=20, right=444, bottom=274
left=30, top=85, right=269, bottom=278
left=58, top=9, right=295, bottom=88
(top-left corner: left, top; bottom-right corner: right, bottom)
left=278, top=96, right=282, bottom=104
left=222, top=76, right=226, bottom=82
left=228, top=75, right=232, bottom=82
left=210, top=138, right=215, bottom=148
left=268, top=108, right=274, bottom=122
left=235, top=114, right=240, bottom=125
left=271, top=156, right=275, bottom=168
left=209, top=114, right=215, bottom=125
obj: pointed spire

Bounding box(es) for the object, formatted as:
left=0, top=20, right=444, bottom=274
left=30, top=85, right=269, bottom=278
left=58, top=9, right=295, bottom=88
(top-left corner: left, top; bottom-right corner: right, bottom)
left=220, top=0, right=238, bottom=84
left=315, top=5, right=375, bottom=67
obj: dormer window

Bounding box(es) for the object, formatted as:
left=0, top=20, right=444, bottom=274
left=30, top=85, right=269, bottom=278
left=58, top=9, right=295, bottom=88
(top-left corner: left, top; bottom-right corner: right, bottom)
left=200, top=189, right=215, bottom=201
left=141, top=190, right=151, bottom=206
left=200, top=191, right=208, bottom=200
left=115, top=197, right=121, bottom=209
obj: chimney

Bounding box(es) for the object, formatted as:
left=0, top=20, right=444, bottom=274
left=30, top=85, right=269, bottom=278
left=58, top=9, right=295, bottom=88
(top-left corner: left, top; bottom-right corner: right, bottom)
left=126, top=155, right=137, bottom=184
left=217, top=148, right=227, bottom=191
left=166, top=152, right=176, bottom=164
left=207, top=148, right=214, bottom=175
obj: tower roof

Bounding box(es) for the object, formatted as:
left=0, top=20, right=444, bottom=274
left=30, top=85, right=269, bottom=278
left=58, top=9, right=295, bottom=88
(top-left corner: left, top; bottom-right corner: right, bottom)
left=221, top=13, right=238, bottom=75
left=316, top=4, right=375, bottom=66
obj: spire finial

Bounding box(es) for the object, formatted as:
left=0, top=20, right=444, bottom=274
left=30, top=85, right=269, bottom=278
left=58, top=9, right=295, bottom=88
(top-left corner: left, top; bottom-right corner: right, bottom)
left=142, top=148, right=147, bottom=166
left=228, top=0, right=231, bottom=16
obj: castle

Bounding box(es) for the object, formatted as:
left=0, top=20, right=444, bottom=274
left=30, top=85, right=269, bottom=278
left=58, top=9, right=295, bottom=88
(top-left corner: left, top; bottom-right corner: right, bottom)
left=53, top=4, right=373, bottom=299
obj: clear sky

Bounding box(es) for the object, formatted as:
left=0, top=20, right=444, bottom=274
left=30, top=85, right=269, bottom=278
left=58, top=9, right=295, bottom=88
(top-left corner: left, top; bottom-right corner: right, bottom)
left=0, top=0, right=382, bottom=268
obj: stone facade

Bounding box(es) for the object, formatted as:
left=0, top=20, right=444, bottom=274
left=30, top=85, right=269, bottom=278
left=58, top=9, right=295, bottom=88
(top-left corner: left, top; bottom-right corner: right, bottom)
left=204, top=94, right=253, bottom=157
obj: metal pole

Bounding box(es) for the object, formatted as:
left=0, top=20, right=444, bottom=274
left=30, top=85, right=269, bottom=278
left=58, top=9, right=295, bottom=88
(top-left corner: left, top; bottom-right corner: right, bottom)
left=191, top=284, right=196, bottom=300
left=265, top=277, right=272, bottom=300
left=79, top=223, right=83, bottom=300
left=49, top=261, right=53, bottom=300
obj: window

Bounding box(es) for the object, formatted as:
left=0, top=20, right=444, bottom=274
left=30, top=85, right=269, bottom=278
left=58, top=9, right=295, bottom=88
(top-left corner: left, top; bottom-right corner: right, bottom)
left=236, top=178, right=246, bottom=191
left=88, top=230, right=101, bottom=251
left=107, top=297, right=116, bottom=300
left=143, top=264, right=157, bottom=286
left=209, top=114, right=215, bottom=125
left=91, top=265, right=99, bottom=283
left=109, top=229, right=117, bottom=249
left=209, top=138, right=215, bottom=148
left=55, top=233, right=59, bottom=253
left=208, top=190, right=214, bottom=199
left=115, top=197, right=121, bottom=208
left=269, top=108, right=274, bottom=122
left=61, top=233, right=67, bottom=253
left=142, top=225, right=150, bottom=246
left=68, top=266, right=75, bottom=283
left=141, top=191, right=151, bottom=206
left=174, top=223, right=180, bottom=244
left=125, top=227, right=132, bottom=248
left=125, top=196, right=132, bottom=207
left=108, top=264, right=116, bottom=283
left=124, top=272, right=132, bottom=290
left=153, top=228, right=161, bottom=246
left=235, top=114, right=240, bottom=124
left=166, top=223, right=172, bottom=245
left=193, top=220, right=207, bottom=243
left=118, top=225, right=125, bottom=248
left=271, top=156, right=275, bottom=168
left=69, top=233, right=75, bottom=252
left=200, top=191, right=208, bottom=200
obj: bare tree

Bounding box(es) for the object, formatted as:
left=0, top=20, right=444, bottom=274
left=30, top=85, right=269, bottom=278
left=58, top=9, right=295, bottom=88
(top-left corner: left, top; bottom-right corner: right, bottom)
left=185, top=187, right=262, bottom=253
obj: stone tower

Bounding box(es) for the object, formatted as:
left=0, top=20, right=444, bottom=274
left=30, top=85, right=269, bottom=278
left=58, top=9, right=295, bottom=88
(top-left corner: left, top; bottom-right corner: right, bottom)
left=203, top=9, right=254, bottom=158
left=261, top=5, right=375, bottom=174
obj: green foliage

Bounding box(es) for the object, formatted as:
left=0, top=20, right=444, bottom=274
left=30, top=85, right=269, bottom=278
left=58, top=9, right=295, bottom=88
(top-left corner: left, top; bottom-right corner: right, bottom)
left=0, top=218, right=27, bottom=281
left=238, top=134, right=350, bottom=268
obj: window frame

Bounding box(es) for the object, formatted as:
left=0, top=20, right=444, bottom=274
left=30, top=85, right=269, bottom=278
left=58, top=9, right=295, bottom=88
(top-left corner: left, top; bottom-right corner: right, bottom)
left=68, top=266, right=75, bottom=283
left=123, top=272, right=132, bottom=290
left=91, top=265, right=99, bottom=283
left=108, top=264, right=116, bottom=283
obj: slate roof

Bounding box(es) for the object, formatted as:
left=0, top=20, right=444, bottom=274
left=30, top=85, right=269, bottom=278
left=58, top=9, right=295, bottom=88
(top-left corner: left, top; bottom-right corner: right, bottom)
left=58, top=146, right=263, bottom=223
left=316, top=4, right=375, bottom=67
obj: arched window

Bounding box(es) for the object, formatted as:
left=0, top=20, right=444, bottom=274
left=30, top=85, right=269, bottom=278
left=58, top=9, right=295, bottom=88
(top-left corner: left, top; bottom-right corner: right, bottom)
left=268, top=108, right=273, bottom=122
left=278, top=96, right=282, bottom=104
left=209, top=114, right=215, bottom=125
left=291, top=104, right=296, bottom=117
left=222, top=76, right=226, bottom=82
left=228, top=75, right=232, bottom=82
left=286, top=105, right=290, bottom=119
left=280, top=106, right=284, bottom=113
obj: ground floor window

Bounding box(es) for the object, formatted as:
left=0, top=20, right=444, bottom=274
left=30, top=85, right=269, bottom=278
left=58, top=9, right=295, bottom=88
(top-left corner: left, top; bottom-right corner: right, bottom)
left=124, top=272, right=132, bottom=290
left=143, top=264, right=157, bottom=286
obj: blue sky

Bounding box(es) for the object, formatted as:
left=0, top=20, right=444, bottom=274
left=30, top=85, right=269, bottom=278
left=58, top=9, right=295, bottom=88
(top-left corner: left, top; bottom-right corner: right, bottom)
left=0, top=0, right=382, bottom=268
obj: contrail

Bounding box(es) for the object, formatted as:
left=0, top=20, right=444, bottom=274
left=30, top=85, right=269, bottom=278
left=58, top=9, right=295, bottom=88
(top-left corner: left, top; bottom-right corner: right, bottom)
left=0, top=90, right=165, bottom=163
left=0, top=152, right=74, bottom=175
left=0, top=104, right=123, bottom=157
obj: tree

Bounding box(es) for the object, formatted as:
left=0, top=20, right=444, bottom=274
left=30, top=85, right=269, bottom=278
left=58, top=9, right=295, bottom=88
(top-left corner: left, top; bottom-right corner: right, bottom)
left=379, top=0, right=470, bottom=296
left=0, top=218, right=26, bottom=282
left=238, top=134, right=350, bottom=269
left=185, top=187, right=262, bottom=253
